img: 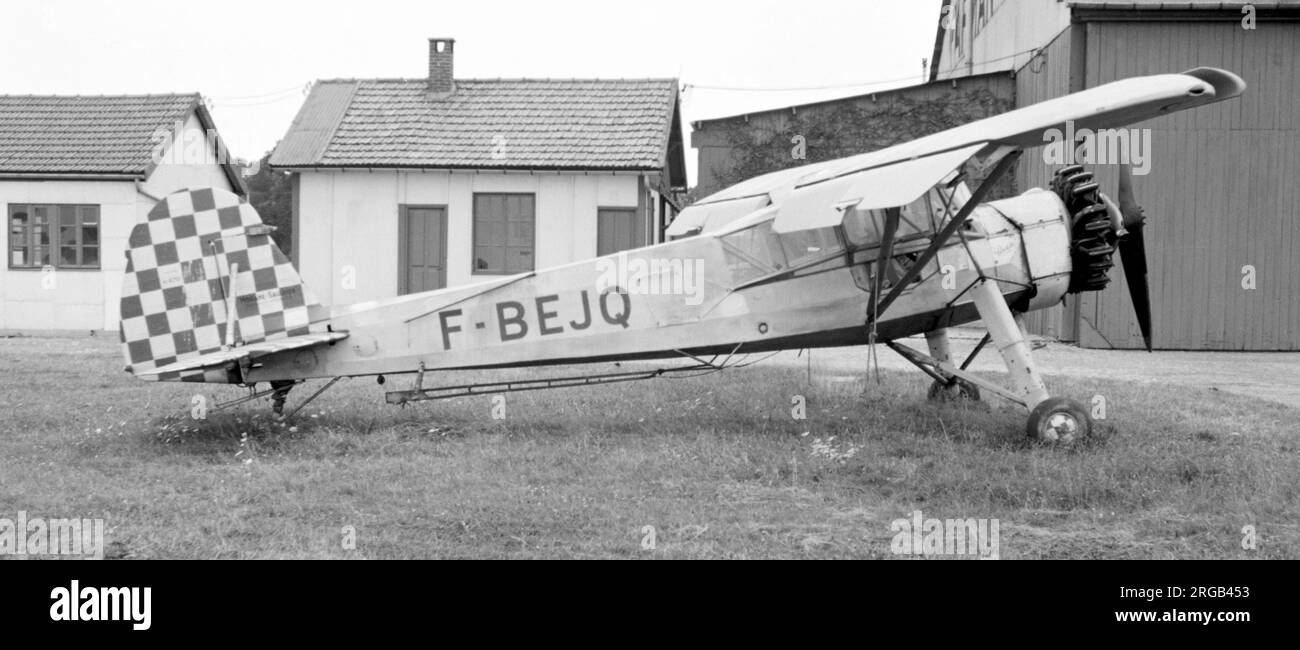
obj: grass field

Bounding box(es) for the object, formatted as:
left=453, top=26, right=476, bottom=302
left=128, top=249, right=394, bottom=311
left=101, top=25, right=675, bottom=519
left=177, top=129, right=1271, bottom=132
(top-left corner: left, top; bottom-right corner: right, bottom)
left=2, top=334, right=1298, bottom=559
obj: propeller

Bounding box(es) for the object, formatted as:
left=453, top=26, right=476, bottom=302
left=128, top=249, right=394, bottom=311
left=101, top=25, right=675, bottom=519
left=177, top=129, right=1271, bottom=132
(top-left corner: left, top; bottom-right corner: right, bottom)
left=1114, top=164, right=1153, bottom=352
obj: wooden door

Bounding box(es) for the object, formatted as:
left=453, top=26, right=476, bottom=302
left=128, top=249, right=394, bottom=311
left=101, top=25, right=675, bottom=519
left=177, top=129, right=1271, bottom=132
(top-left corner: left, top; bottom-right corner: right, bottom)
left=400, top=206, right=447, bottom=294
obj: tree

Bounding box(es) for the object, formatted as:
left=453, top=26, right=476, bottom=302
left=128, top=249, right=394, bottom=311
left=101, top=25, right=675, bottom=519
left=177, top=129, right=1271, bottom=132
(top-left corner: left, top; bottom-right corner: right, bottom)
left=242, top=151, right=294, bottom=256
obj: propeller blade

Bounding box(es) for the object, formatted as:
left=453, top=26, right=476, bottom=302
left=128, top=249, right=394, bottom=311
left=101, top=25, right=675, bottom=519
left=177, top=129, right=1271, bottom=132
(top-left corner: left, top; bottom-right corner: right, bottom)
left=1118, top=227, right=1153, bottom=352
left=1116, top=165, right=1153, bottom=352
left=1117, top=164, right=1145, bottom=230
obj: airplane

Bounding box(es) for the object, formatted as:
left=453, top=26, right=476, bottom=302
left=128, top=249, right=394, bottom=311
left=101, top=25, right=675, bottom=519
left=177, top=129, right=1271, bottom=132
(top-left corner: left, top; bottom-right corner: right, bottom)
left=118, top=67, right=1245, bottom=443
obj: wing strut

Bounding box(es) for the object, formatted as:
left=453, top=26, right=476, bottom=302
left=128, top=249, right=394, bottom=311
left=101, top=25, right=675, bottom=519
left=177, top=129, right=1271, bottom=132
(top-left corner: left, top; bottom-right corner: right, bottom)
left=868, top=207, right=901, bottom=383
left=867, top=149, right=1022, bottom=324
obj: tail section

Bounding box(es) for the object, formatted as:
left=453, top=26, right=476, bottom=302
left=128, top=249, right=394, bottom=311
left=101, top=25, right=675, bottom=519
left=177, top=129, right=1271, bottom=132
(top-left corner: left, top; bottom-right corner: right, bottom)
left=119, top=187, right=326, bottom=381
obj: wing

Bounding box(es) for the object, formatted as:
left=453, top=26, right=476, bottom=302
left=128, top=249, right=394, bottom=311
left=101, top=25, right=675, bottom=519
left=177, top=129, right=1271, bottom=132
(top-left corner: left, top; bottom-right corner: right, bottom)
left=662, top=194, right=771, bottom=238
left=772, top=143, right=987, bottom=232
left=133, top=331, right=348, bottom=378
left=669, top=67, right=1245, bottom=235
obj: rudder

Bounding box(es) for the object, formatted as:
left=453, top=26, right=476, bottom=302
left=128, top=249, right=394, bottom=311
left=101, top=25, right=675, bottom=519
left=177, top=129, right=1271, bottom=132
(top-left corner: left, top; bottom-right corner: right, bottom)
left=119, top=187, right=325, bottom=381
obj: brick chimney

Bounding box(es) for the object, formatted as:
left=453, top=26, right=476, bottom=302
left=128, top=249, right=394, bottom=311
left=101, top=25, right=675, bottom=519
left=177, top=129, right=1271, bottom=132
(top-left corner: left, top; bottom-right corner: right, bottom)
left=427, top=38, right=455, bottom=96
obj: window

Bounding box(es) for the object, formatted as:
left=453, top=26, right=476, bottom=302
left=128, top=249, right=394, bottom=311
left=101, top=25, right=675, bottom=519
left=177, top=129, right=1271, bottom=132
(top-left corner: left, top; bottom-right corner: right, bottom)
left=596, top=207, right=646, bottom=256
left=472, top=193, right=534, bottom=274
left=719, top=220, right=846, bottom=285
left=778, top=226, right=842, bottom=268
left=9, top=204, right=99, bottom=269
left=842, top=195, right=934, bottom=251
left=720, top=220, right=786, bottom=284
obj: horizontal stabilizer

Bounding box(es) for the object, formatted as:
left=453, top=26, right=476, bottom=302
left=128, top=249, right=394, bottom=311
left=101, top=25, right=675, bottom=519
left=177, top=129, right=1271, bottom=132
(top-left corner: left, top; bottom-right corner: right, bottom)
left=134, top=331, right=348, bottom=378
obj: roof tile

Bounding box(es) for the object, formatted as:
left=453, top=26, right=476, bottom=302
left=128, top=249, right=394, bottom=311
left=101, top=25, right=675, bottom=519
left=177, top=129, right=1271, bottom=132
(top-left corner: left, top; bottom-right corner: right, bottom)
left=0, top=94, right=199, bottom=175
left=271, top=78, right=678, bottom=170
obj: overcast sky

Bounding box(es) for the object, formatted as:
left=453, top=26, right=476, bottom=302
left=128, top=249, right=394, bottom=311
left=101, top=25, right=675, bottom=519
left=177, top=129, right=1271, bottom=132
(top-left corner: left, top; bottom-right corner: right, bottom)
left=2, top=0, right=943, bottom=186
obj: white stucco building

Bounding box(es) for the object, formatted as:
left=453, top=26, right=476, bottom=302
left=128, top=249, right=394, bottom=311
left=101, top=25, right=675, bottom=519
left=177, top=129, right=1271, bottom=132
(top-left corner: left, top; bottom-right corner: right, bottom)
left=0, top=94, right=245, bottom=331
left=270, top=38, right=687, bottom=307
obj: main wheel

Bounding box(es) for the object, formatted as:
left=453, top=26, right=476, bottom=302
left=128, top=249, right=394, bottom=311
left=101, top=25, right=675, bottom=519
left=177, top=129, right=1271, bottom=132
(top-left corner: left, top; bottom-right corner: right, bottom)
left=927, top=378, right=981, bottom=402
left=1026, top=397, right=1092, bottom=443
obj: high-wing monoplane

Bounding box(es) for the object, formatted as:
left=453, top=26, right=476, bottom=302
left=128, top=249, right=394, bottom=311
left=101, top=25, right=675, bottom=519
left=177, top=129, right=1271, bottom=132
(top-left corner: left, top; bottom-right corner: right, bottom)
left=119, top=68, right=1245, bottom=442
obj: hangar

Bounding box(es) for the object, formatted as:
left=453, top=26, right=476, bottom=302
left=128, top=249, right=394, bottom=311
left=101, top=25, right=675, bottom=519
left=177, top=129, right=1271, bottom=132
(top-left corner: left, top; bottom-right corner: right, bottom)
left=934, top=0, right=1300, bottom=350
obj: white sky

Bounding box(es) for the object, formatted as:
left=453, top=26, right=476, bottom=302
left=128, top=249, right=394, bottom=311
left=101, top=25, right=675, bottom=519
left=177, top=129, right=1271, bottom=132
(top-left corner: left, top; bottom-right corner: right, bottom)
left=1, top=0, right=943, bottom=187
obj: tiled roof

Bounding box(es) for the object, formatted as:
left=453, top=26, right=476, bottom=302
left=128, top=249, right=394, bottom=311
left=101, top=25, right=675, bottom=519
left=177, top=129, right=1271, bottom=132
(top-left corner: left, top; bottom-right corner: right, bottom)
left=0, top=94, right=199, bottom=175
left=271, top=78, right=679, bottom=170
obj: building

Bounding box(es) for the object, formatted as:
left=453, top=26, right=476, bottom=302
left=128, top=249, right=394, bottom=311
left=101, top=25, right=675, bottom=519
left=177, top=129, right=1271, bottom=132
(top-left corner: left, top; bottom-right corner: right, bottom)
left=270, top=38, right=687, bottom=308
left=691, top=73, right=1015, bottom=199
left=933, top=0, right=1300, bottom=350
left=0, top=95, right=246, bottom=332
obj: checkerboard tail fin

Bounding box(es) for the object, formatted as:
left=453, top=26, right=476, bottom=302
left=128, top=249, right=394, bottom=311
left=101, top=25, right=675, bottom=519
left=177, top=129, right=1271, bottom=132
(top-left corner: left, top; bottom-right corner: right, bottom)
left=119, top=187, right=326, bottom=382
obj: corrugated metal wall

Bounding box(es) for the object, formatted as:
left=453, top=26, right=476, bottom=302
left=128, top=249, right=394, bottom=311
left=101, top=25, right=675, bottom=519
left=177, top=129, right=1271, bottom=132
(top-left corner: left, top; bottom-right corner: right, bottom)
left=1015, top=27, right=1079, bottom=342
left=1015, top=20, right=1298, bottom=350
left=1077, top=21, right=1299, bottom=350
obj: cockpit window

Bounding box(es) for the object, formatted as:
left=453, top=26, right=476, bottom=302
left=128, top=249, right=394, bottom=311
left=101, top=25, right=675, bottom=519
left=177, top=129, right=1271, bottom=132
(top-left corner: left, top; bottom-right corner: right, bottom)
left=719, top=220, right=786, bottom=284
left=720, top=221, right=845, bottom=284
left=778, top=226, right=842, bottom=268
left=842, top=194, right=933, bottom=250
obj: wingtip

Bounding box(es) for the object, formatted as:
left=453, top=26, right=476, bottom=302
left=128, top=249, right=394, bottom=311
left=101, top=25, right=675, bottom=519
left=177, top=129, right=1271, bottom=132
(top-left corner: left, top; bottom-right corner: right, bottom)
left=1180, top=67, right=1247, bottom=102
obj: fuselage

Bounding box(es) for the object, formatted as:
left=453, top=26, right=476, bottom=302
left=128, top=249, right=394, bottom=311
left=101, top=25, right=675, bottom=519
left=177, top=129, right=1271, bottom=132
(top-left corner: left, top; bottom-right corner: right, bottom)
left=245, top=187, right=1073, bottom=383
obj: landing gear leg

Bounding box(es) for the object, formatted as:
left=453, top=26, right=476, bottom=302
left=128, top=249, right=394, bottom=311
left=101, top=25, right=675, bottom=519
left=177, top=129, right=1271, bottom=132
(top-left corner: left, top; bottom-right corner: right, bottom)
left=270, top=380, right=295, bottom=417
left=924, top=328, right=980, bottom=402
left=970, top=279, right=1091, bottom=443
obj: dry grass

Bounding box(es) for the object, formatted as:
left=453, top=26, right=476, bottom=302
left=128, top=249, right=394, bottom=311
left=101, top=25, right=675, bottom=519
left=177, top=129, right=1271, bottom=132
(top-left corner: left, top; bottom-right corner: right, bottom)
left=1, top=334, right=1297, bottom=559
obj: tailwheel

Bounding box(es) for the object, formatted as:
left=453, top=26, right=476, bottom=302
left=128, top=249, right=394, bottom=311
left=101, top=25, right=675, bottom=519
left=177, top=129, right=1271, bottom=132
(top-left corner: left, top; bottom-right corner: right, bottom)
left=927, top=378, right=981, bottom=403
left=1026, top=396, right=1092, bottom=443
left=269, top=380, right=296, bottom=418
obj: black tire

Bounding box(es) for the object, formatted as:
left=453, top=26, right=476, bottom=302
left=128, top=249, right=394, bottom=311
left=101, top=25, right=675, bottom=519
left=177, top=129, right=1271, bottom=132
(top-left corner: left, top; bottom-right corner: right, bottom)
left=1026, top=397, right=1092, bottom=443
left=927, top=378, right=981, bottom=403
